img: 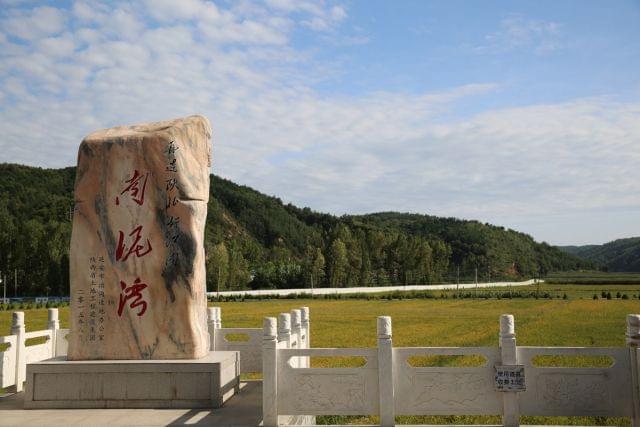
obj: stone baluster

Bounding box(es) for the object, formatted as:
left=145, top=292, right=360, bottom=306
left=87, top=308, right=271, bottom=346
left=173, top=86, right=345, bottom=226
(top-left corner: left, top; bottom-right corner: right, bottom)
left=290, top=309, right=301, bottom=348
left=262, top=317, right=278, bottom=427
left=626, top=314, right=640, bottom=427
left=214, top=307, right=222, bottom=329
left=301, top=307, right=310, bottom=349
left=276, top=314, right=291, bottom=425
left=11, top=311, right=25, bottom=392
left=500, top=314, right=519, bottom=427
left=47, top=308, right=60, bottom=357
left=301, top=307, right=310, bottom=368
left=290, top=309, right=302, bottom=369
left=207, top=307, right=217, bottom=351
left=278, top=313, right=292, bottom=349
left=377, top=316, right=394, bottom=427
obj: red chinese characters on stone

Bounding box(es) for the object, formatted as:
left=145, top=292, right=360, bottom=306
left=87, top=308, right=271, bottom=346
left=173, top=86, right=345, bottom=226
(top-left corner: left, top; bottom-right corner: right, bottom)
left=115, top=170, right=149, bottom=206
left=112, top=171, right=153, bottom=318
left=117, top=277, right=148, bottom=317
left=115, top=225, right=153, bottom=262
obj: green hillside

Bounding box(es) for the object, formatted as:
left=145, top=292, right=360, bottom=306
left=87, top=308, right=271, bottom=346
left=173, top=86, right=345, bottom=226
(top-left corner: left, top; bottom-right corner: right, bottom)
left=0, top=163, right=591, bottom=296
left=346, top=212, right=589, bottom=277
left=559, top=238, right=640, bottom=272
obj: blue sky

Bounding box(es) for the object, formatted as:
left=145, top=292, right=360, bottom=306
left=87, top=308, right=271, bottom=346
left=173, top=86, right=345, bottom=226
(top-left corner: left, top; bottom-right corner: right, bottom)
left=1, top=0, right=639, bottom=245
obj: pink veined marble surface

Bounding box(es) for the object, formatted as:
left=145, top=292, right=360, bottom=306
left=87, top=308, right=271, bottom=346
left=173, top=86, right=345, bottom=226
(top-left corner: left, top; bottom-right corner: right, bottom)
left=68, top=115, right=211, bottom=360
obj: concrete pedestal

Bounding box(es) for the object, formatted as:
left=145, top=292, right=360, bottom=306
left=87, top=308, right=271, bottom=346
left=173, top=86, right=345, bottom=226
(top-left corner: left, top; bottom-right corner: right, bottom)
left=24, top=351, right=239, bottom=409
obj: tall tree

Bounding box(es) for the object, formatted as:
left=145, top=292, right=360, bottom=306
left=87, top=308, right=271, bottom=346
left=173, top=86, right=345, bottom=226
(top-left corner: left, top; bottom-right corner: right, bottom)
left=207, top=242, right=229, bottom=292
left=327, top=238, right=348, bottom=288
left=311, top=247, right=325, bottom=289
left=227, top=241, right=251, bottom=290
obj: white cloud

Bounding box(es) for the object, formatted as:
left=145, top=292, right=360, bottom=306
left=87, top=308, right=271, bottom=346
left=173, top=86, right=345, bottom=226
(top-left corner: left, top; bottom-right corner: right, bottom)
left=144, top=0, right=214, bottom=22
left=476, top=14, right=562, bottom=55
left=71, top=1, right=110, bottom=23
left=199, top=17, right=288, bottom=45
left=36, top=33, right=76, bottom=57
left=0, top=1, right=637, bottom=246
left=108, top=8, right=144, bottom=40
left=330, top=6, right=347, bottom=22
left=300, top=1, right=348, bottom=32
left=265, top=0, right=324, bottom=16
left=2, top=6, right=66, bottom=40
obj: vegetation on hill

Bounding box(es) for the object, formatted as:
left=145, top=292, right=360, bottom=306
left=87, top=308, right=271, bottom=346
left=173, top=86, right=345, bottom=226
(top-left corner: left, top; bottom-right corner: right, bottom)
left=0, top=163, right=592, bottom=296
left=559, top=238, right=640, bottom=272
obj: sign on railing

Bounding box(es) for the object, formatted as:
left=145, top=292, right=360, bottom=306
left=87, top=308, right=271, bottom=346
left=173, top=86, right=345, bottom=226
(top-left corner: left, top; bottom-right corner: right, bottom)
left=494, top=364, right=525, bottom=391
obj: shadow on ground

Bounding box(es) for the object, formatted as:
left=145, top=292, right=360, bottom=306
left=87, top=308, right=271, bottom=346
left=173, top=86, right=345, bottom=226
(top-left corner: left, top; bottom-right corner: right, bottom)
left=0, top=381, right=262, bottom=426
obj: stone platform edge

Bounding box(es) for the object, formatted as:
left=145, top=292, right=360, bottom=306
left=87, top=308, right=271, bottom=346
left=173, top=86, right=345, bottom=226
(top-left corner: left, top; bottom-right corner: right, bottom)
left=24, top=351, right=240, bottom=410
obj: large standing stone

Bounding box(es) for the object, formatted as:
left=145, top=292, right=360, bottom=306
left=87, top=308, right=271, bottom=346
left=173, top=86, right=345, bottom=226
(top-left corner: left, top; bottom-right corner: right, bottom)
left=68, top=115, right=212, bottom=360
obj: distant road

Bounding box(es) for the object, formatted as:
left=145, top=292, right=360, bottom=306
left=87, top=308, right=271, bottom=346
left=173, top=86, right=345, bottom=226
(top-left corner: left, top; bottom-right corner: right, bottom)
left=207, top=279, right=541, bottom=298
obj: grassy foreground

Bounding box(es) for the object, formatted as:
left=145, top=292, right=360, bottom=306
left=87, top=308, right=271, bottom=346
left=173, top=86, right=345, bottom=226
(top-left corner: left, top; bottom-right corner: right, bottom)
left=1, top=288, right=639, bottom=425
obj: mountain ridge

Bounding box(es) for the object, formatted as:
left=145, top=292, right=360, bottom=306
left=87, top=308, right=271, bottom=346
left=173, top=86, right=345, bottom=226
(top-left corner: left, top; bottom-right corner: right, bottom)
left=558, top=237, right=640, bottom=272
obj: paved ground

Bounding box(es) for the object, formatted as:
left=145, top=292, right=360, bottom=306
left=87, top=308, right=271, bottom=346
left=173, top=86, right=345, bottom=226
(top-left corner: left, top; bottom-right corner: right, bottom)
left=207, top=279, right=540, bottom=298
left=0, top=381, right=263, bottom=426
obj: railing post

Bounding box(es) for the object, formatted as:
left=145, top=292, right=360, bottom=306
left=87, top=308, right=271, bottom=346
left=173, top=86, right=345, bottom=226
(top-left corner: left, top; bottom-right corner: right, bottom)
left=301, top=307, right=310, bottom=368
left=301, top=307, right=310, bottom=349
left=290, top=309, right=301, bottom=347
left=215, top=306, right=222, bottom=329
left=263, top=317, right=278, bottom=427
left=626, top=314, right=640, bottom=427
left=278, top=313, right=291, bottom=349
left=207, top=307, right=217, bottom=351
left=500, top=314, right=520, bottom=427
left=11, top=311, right=25, bottom=393
left=291, top=309, right=303, bottom=348
left=291, top=309, right=302, bottom=369
left=47, top=308, right=59, bottom=357
left=377, top=316, right=395, bottom=427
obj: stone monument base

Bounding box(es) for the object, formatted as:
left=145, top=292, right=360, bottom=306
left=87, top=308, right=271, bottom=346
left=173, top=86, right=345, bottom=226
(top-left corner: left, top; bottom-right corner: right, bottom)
left=24, top=351, right=239, bottom=409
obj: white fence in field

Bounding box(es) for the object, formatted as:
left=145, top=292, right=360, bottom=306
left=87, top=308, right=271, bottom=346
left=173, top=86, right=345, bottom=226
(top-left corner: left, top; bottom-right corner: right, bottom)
left=0, top=306, right=308, bottom=392
left=208, top=279, right=540, bottom=298
left=262, top=313, right=640, bottom=427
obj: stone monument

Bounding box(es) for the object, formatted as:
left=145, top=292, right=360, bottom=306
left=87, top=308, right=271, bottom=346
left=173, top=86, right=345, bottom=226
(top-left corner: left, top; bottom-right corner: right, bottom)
left=68, top=115, right=211, bottom=360
left=24, top=116, right=240, bottom=409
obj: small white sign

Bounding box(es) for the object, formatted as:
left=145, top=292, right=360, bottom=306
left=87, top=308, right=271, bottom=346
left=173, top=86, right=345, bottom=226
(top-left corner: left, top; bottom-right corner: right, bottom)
left=35, top=297, right=49, bottom=304
left=0, top=298, right=9, bottom=304
left=495, top=365, right=525, bottom=391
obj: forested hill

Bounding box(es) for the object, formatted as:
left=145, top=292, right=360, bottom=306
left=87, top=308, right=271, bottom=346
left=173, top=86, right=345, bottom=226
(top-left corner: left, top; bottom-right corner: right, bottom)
left=0, top=163, right=591, bottom=296
left=559, top=238, right=640, bottom=272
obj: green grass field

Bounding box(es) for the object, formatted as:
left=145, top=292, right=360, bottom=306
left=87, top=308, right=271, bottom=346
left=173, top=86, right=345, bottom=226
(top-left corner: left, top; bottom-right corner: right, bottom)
left=1, top=284, right=639, bottom=425
left=546, top=271, right=640, bottom=285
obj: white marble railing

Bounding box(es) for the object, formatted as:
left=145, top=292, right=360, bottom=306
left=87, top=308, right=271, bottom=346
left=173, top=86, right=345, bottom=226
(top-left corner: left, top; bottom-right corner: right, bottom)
left=208, top=306, right=309, bottom=374
left=262, top=313, right=640, bottom=427
left=0, top=309, right=68, bottom=393
left=0, top=306, right=309, bottom=392
left=4, top=308, right=640, bottom=427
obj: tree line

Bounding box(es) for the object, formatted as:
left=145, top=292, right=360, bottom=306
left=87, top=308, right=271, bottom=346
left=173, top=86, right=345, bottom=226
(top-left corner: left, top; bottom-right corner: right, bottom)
left=0, top=164, right=593, bottom=296
left=205, top=223, right=453, bottom=292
